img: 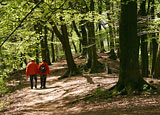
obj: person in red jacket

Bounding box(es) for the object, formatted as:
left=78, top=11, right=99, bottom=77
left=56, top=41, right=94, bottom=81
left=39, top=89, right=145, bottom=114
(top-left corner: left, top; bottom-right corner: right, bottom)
left=38, top=59, right=50, bottom=89
left=26, top=59, right=38, bottom=89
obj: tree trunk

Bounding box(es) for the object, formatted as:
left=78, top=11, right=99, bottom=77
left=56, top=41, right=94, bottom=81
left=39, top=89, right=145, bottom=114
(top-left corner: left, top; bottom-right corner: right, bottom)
left=108, top=14, right=114, bottom=51
left=86, top=0, right=95, bottom=70
left=98, top=0, right=105, bottom=53
left=153, top=32, right=160, bottom=78
left=44, top=26, right=51, bottom=65
left=52, top=24, right=80, bottom=79
left=40, top=38, right=46, bottom=61
left=138, top=0, right=149, bottom=78
left=34, top=23, right=46, bottom=64
left=20, top=37, right=23, bottom=67
left=71, top=39, right=78, bottom=53
left=114, top=0, right=151, bottom=93
left=105, top=1, right=117, bottom=59
left=150, top=0, right=158, bottom=75
left=70, top=28, right=77, bottom=53
left=151, top=38, right=158, bottom=74
left=106, top=0, right=114, bottom=51
left=80, top=21, right=88, bottom=56
left=35, top=42, right=39, bottom=65
left=72, top=21, right=82, bottom=53
left=86, top=0, right=105, bottom=73
left=34, top=23, right=41, bottom=64
left=51, top=30, right=55, bottom=63
left=141, top=34, right=149, bottom=77
left=86, top=22, right=96, bottom=69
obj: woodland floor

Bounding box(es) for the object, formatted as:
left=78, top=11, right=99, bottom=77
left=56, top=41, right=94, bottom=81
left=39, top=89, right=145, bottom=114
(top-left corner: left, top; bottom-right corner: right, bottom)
left=1, top=52, right=160, bottom=115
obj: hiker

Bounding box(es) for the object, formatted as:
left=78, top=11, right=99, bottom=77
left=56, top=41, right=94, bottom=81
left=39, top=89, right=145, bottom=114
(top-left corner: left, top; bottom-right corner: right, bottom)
left=38, top=59, right=50, bottom=89
left=26, top=59, right=39, bottom=89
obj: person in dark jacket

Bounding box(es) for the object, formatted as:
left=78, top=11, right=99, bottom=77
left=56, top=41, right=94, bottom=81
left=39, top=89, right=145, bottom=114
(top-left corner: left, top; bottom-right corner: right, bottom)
left=38, top=59, right=50, bottom=89
left=26, top=59, right=38, bottom=89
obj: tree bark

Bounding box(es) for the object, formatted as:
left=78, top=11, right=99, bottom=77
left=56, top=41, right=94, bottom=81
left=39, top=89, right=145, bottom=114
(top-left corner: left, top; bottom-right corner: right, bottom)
left=80, top=21, right=88, bottom=56
left=98, top=0, right=105, bottom=53
left=52, top=24, right=80, bottom=79
left=105, top=0, right=117, bottom=59
left=115, top=0, right=150, bottom=93
left=20, top=37, right=23, bottom=67
left=35, top=42, right=39, bottom=65
left=151, top=38, right=158, bottom=74
left=34, top=23, right=42, bottom=65
left=72, top=21, right=82, bottom=53
left=150, top=0, right=158, bottom=75
left=51, top=30, right=55, bottom=63
left=86, top=21, right=96, bottom=69
left=71, top=39, right=78, bottom=53
left=138, top=0, right=149, bottom=77
left=85, top=0, right=105, bottom=73
left=44, top=26, right=51, bottom=65
left=140, top=34, right=148, bottom=77
left=153, top=32, right=160, bottom=78
left=40, top=38, right=46, bottom=61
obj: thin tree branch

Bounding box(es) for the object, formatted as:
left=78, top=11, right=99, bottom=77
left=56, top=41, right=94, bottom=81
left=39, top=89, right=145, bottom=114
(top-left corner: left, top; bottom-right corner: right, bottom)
left=52, top=24, right=64, bottom=43
left=44, top=0, right=68, bottom=23
left=0, top=1, right=42, bottom=48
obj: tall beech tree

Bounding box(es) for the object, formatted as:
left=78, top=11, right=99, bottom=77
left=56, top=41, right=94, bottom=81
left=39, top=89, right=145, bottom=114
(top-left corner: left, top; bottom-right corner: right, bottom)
left=34, top=23, right=41, bottom=65
left=105, top=1, right=117, bottom=60
left=150, top=0, right=158, bottom=75
left=44, top=26, right=51, bottom=65
left=85, top=0, right=105, bottom=73
left=72, top=21, right=82, bottom=53
left=51, top=30, right=56, bottom=63
left=52, top=23, right=80, bottom=79
left=153, top=32, right=160, bottom=78
left=39, top=25, right=52, bottom=65
left=112, top=0, right=154, bottom=94
left=80, top=21, right=88, bottom=56
left=138, top=0, right=149, bottom=77
left=68, top=1, right=87, bottom=56
left=98, top=0, right=105, bottom=53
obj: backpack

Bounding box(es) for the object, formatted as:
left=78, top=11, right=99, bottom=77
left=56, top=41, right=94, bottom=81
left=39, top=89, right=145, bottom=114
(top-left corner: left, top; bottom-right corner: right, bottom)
left=40, top=64, right=46, bottom=73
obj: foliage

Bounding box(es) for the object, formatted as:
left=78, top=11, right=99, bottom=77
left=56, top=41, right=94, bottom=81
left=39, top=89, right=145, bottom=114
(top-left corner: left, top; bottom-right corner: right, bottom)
left=0, top=74, right=7, bottom=97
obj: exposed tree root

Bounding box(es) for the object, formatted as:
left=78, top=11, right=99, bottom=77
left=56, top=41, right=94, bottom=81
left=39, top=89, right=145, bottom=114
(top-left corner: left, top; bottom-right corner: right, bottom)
left=58, top=69, right=82, bottom=80
left=118, top=80, right=155, bottom=93
left=90, top=61, right=106, bottom=73
left=108, top=49, right=117, bottom=60
left=83, top=75, right=94, bottom=84
left=104, top=80, right=157, bottom=99
left=83, top=61, right=106, bottom=74
left=100, top=49, right=106, bottom=53
left=69, top=81, right=157, bottom=104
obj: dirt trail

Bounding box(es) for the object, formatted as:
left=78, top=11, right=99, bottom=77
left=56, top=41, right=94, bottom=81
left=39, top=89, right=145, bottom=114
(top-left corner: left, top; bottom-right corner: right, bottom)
left=0, top=55, right=118, bottom=115
left=1, top=53, right=160, bottom=115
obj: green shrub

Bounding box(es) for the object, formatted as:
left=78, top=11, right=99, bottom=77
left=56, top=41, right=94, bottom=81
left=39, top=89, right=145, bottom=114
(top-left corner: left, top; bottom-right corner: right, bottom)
left=0, top=74, right=7, bottom=97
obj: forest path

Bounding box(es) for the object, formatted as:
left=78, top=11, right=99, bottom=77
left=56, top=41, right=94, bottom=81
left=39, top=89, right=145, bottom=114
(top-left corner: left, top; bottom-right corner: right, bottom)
left=1, top=53, right=160, bottom=115
left=0, top=53, right=119, bottom=115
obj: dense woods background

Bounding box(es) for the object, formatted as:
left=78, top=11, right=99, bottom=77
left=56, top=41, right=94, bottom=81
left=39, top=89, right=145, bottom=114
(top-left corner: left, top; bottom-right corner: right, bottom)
left=0, top=0, right=160, bottom=96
